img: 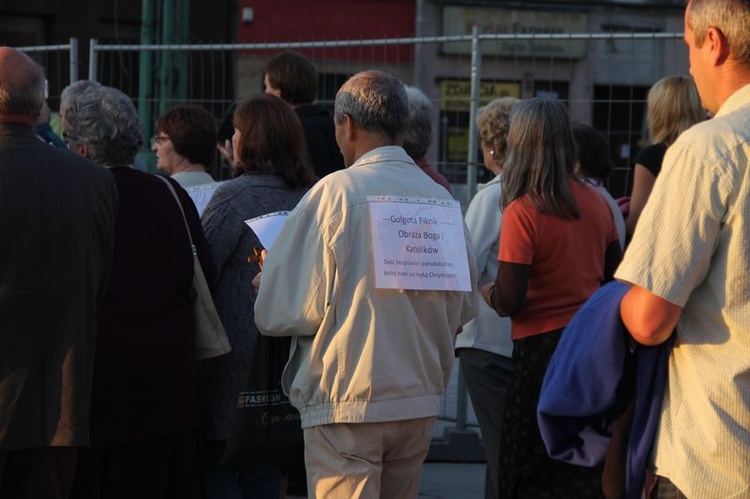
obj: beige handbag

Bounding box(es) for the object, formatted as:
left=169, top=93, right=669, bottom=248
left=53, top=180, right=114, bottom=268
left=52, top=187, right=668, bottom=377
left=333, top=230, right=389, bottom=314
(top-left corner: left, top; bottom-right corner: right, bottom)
left=157, top=175, right=231, bottom=360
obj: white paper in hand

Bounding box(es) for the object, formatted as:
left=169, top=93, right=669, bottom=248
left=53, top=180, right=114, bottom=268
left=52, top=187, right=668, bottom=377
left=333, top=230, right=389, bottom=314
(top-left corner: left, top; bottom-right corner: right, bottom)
left=244, top=211, right=290, bottom=250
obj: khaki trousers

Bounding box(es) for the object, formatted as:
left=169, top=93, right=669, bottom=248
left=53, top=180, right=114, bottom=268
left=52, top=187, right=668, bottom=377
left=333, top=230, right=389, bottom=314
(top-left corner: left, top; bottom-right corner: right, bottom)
left=303, top=416, right=436, bottom=499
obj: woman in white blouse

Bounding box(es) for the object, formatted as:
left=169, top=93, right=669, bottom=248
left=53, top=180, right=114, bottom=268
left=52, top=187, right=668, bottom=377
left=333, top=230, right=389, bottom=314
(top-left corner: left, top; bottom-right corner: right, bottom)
left=456, top=96, right=519, bottom=499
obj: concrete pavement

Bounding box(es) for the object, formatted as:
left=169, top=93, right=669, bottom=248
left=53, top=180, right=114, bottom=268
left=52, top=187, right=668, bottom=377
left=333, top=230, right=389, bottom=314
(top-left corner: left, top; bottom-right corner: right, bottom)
left=419, top=462, right=486, bottom=499
left=421, top=357, right=488, bottom=498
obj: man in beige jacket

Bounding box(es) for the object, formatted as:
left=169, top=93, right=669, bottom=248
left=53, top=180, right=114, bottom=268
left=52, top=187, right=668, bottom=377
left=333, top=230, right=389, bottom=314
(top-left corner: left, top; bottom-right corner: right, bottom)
left=254, top=70, right=478, bottom=498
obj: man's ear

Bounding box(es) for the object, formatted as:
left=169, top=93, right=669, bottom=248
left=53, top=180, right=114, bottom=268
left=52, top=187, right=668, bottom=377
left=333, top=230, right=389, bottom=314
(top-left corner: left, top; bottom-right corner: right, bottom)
left=706, top=26, right=730, bottom=65
left=77, top=142, right=91, bottom=158
left=343, top=114, right=357, bottom=141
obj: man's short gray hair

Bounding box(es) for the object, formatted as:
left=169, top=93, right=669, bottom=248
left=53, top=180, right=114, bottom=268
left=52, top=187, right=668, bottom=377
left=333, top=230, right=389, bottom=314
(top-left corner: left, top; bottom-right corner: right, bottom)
left=402, top=86, right=434, bottom=160
left=334, top=70, right=408, bottom=141
left=66, top=85, right=143, bottom=167
left=688, top=0, right=750, bottom=63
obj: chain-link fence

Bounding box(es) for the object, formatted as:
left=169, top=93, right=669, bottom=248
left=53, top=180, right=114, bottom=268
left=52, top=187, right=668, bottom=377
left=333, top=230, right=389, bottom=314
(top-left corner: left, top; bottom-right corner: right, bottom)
left=19, top=39, right=80, bottom=112
left=87, top=31, right=687, bottom=202
left=21, top=31, right=687, bottom=435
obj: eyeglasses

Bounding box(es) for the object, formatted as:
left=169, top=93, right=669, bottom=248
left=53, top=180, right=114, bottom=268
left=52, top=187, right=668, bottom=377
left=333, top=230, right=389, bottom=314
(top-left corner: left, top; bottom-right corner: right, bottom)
left=150, top=135, right=170, bottom=147
left=62, top=130, right=79, bottom=143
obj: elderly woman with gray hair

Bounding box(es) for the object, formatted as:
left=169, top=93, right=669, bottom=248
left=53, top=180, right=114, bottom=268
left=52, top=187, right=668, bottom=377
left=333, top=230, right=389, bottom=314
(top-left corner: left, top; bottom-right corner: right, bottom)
left=63, top=85, right=215, bottom=499
left=403, top=85, right=452, bottom=193
left=455, top=96, right=519, bottom=499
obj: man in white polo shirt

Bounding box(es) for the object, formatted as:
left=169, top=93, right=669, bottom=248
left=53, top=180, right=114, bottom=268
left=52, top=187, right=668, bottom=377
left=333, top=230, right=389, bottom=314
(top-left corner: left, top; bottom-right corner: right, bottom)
left=616, top=0, right=750, bottom=496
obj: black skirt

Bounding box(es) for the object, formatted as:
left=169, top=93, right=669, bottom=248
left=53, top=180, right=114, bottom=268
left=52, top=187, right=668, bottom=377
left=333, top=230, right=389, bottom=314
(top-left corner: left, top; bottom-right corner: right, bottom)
left=497, top=328, right=603, bottom=499
left=69, top=429, right=205, bottom=499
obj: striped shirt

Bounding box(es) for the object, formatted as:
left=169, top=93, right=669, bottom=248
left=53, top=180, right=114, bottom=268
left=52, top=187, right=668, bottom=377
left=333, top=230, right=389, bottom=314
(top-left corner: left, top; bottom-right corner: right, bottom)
left=616, top=84, right=750, bottom=497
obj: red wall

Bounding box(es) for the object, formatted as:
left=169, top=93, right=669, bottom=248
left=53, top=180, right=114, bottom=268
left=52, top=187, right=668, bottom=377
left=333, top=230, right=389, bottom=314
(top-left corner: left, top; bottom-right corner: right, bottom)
left=237, top=0, right=415, bottom=62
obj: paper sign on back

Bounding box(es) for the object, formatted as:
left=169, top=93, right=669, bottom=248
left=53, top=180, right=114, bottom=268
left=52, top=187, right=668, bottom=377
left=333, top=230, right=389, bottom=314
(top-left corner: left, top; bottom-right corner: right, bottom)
left=368, top=196, right=471, bottom=291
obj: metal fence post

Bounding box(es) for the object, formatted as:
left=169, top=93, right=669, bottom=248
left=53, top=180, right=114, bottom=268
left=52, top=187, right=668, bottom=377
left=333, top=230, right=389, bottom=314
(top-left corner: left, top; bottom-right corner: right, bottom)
left=465, top=25, right=482, bottom=205
left=176, top=0, right=190, bottom=103
left=413, top=0, right=425, bottom=88
left=454, top=25, right=483, bottom=434
left=160, top=0, right=175, bottom=117
left=455, top=360, right=469, bottom=432
left=69, top=38, right=79, bottom=84
left=139, top=0, right=156, bottom=171
left=88, top=39, right=98, bottom=81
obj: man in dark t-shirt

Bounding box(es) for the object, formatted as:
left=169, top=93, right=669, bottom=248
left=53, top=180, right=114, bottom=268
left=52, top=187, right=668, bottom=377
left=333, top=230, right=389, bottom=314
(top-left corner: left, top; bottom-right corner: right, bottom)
left=264, top=51, right=344, bottom=178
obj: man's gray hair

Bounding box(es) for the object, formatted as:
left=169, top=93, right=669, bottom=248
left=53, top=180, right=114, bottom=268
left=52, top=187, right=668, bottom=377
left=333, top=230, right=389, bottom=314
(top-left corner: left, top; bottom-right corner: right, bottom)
left=0, top=57, right=45, bottom=119
left=402, top=86, right=434, bottom=160
left=60, top=80, right=101, bottom=117
left=66, top=85, right=143, bottom=167
left=334, top=70, right=408, bottom=141
left=688, top=0, right=750, bottom=63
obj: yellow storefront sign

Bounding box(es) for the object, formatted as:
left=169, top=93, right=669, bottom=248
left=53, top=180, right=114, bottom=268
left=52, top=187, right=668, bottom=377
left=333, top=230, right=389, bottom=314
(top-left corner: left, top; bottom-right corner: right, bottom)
left=447, top=128, right=469, bottom=162
left=439, top=80, right=521, bottom=112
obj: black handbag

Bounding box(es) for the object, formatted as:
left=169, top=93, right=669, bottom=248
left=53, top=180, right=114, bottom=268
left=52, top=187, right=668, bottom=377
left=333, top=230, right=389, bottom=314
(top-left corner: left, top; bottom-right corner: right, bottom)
left=222, top=334, right=304, bottom=466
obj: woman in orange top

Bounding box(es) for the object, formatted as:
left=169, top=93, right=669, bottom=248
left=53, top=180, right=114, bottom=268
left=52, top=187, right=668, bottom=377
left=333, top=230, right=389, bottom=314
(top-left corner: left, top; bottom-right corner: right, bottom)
left=482, top=98, right=621, bottom=498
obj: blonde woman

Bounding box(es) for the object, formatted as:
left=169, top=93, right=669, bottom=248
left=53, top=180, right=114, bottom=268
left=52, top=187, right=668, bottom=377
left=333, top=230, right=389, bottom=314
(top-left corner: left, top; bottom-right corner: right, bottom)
left=626, top=75, right=704, bottom=236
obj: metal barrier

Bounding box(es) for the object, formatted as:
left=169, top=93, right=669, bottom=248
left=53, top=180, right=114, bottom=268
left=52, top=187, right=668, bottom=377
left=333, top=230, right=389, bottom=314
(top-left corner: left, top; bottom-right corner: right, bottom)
left=87, top=30, right=686, bottom=200
left=19, top=38, right=80, bottom=102
left=45, top=31, right=687, bottom=444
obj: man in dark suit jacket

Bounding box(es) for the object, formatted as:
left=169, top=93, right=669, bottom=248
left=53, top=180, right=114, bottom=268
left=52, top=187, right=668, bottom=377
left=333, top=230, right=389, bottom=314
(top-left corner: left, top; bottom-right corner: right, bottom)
left=0, top=47, right=118, bottom=499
